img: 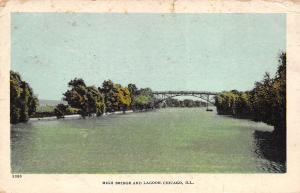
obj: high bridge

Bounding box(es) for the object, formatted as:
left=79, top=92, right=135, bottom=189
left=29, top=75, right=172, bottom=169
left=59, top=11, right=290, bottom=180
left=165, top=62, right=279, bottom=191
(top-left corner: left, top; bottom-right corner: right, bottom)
left=152, top=91, right=220, bottom=109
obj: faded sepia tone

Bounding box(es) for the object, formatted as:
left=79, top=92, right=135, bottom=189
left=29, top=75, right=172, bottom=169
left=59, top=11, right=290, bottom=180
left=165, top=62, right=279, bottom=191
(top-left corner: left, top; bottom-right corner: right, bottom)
left=1, top=1, right=300, bottom=193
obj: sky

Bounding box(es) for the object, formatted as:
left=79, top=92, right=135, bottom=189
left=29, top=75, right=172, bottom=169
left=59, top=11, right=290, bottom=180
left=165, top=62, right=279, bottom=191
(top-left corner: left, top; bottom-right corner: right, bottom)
left=11, top=13, right=286, bottom=100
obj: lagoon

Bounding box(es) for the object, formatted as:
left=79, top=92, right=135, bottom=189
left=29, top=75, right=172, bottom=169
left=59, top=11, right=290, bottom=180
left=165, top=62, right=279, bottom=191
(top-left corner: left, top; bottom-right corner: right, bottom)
left=11, top=108, right=285, bottom=173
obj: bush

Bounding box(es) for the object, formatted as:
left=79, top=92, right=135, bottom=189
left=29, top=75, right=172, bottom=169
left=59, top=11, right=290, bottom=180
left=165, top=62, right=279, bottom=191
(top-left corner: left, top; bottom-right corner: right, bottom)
left=54, top=104, right=80, bottom=119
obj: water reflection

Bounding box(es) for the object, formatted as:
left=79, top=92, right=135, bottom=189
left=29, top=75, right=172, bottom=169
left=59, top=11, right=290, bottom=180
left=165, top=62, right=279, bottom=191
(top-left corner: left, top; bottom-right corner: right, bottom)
left=253, top=130, right=286, bottom=173
left=11, top=108, right=287, bottom=173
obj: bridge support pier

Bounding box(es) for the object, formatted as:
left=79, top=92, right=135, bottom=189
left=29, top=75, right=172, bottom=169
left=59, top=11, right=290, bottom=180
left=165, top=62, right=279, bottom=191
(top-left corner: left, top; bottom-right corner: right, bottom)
left=206, top=94, right=209, bottom=110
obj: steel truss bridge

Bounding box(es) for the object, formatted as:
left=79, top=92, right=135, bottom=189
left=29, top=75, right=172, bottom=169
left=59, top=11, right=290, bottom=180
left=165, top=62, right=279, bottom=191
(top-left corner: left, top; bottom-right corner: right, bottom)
left=152, top=91, right=220, bottom=108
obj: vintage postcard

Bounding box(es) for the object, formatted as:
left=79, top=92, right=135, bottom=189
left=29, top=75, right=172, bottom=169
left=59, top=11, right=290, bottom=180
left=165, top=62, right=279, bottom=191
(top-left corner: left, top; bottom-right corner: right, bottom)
left=0, top=0, right=300, bottom=193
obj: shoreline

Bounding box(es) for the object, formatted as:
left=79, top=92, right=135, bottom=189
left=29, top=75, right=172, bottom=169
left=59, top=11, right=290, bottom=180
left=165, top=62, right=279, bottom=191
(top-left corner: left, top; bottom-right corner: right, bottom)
left=29, top=107, right=211, bottom=122
left=29, top=107, right=212, bottom=122
left=29, top=110, right=134, bottom=122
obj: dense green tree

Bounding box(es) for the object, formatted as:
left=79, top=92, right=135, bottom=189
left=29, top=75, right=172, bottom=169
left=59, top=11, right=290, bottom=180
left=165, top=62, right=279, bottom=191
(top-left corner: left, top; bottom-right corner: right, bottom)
left=215, top=91, right=238, bottom=115
left=128, top=83, right=138, bottom=110
left=99, top=80, right=133, bottom=113
left=10, top=71, right=38, bottom=124
left=272, top=52, right=286, bottom=135
left=250, top=73, right=276, bottom=123
left=134, top=88, right=155, bottom=110
left=165, top=98, right=180, bottom=107
left=63, top=78, right=104, bottom=117
left=195, top=100, right=206, bottom=107
left=54, top=103, right=80, bottom=119
left=234, top=91, right=252, bottom=117
left=128, top=83, right=138, bottom=98
left=87, top=86, right=105, bottom=116
left=10, top=73, right=22, bottom=124
left=183, top=99, right=196, bottom=107
left=164, top=98, right=206, bottom=108
left=19, top=81, right=30, bottom=122
left=215, top=52, right=286, bottom=136
left=114, top=84, right=131, bottom=113
left=99, top=80, right=118, bottom=112
left=54, top=103, right=68, bottom=119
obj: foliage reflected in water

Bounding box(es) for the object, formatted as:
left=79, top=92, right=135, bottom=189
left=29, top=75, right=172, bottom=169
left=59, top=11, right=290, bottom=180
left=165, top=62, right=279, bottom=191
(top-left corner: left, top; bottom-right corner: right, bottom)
left=253, top=130, right=286, bottom=173
left=11, top=108, right=285, bottom=173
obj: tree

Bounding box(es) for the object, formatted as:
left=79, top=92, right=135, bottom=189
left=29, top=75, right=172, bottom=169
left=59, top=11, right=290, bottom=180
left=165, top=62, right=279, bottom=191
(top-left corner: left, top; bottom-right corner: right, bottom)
left=87, top=86, right=105, bottom=116
left=214, top=51, right=286, bottom=137
left=183, top=99, right=196, bottom=107
left=272, top=52, right=286, bottom=135
left=134, top=88, right=155, bottom=110
left=54, top=104, right=80, bottom=119
left=128, top=83, right=138, bottom=110
left=19, top=81, right=30, bottom=122
left=10, top=71, right=39, bottom=124
left=10, top=72, right=22, bottom=124
left=114, top=84, right=131, bottom=113
left=54, top=103, right=68, bottom=119
left=63, top=78, right=104, bottom=118
left=99, top=80, right=119, bottom=112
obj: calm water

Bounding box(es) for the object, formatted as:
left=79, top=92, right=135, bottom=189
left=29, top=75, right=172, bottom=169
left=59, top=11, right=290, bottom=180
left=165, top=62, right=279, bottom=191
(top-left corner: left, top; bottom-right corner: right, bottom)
left=11, top=108, right=286, bottom=173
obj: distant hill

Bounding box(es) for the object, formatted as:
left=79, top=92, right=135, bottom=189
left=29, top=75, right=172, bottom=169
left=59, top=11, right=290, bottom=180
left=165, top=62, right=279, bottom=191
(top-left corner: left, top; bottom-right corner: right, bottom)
left=39, top=99, right=66, bottom=107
